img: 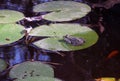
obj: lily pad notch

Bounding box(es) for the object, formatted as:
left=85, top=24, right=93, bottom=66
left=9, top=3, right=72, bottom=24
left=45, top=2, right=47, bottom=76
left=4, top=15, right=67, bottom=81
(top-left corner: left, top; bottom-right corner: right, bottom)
left=31, top=1, right=99, bottom=51
left=29, top=24, right=99, bottom=51
left=33, top=1, right=91, bottom=21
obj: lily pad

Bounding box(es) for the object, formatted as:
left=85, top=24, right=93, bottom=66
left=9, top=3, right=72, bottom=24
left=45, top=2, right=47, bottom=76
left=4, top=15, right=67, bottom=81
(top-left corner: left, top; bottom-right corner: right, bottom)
left=9, top=61, right=54, bottom=80
left=95, top=77, right=116, bottom=81
left=33, top=1, right=91, bottom=21
left=0, top=59, right=7, bottom=72
left=0, top=10, right=24, bottom=23
left=15, top=76, right=61, bottom=81
left=29, top=24, right=98, bottom=51
left=101, top=77, right=115, bottom=81
left=0, top=24, right=25, bottom=45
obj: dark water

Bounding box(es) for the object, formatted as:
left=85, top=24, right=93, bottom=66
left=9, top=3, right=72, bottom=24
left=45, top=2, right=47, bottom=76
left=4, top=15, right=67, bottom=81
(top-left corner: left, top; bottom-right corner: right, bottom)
left=0, top=0, right=120, bottom=81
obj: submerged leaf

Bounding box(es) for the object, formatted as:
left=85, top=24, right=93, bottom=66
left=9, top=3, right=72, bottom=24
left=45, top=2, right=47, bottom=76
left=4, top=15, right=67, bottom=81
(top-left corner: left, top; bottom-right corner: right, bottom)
left=33, top=1, right=91, bottom=21
left=0, top=24, right=24, bottom=45
left=29, top=24, right=98, bottom=51
left=9, top=61, right=54, bottom=80
left=0, top=10, right=24, bottom=23
left=0, top=59, right=7, bottom=72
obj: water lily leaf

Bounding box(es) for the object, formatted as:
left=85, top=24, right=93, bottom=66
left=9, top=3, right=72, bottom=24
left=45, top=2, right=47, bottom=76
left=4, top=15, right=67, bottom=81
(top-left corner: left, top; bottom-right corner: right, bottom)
left=9, top=61, right=54, bottom=80
left=33, top=1, right=91, bottom=21
left=0, top=24, right=24, bottom=45
left=29, top=24, right=98, bottom=51
left=101, top=78, right=115, bottom=81
left=0, top=10, right=24, bottom=23
left=0, top=59, right=7, bottom=72
left=15, top=77, right=61, bottom=81
left=15, top=76, right=61, bottom=81
left=95, top=77, right=115, bottom=81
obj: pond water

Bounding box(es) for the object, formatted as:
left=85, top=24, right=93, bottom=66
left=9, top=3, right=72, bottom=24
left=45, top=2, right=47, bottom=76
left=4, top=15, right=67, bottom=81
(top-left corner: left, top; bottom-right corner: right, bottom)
left=0, top=0, right=120, bottom=81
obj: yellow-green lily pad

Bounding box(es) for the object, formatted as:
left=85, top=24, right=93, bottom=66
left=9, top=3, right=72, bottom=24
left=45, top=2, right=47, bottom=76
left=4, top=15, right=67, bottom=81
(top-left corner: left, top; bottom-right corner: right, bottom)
left=33, top=1, right=91, bottom=21
left=0, top=24, right=25, bottom=45
left=29, top=24, right=98, bottom=51
left=95, top=77, right=116, bottom=81
left=0, top=10, right=24, bottom=23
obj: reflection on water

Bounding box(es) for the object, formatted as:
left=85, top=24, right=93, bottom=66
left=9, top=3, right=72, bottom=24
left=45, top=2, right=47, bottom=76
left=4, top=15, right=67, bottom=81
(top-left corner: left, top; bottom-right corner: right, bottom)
left=0, top=44, right=51, bottom=66
left=9, top=45, right=27, bottom=66
left=0, top=45, right=27, bottom=66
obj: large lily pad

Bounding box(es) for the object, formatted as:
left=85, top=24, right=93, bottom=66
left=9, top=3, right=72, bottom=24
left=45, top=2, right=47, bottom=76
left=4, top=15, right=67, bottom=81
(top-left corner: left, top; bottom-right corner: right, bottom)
left=29, top=24, right=98, bottom=51
left=9, top=61, right=54, bottom=80
left=0, top=10, right=24, bottom=23
left=0, top=24, right=25, bottom=45
left=15, top=76, right=61, bottom=81
left=0, top=59, right=7, bottom=72
left=33, top=1, right=91, bottom=21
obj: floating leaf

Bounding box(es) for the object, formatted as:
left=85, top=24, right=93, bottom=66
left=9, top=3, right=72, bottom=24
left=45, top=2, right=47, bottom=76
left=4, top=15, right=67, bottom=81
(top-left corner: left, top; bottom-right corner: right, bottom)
left=95, top=77, right=115, bottom=81
left=29, top=24, right=98, bottom=51
left=0, top=24, right=24, bottom=45
left=15, top=76, right=61, bottom=81
left=0, top=59, right=7, bottom=72
left=101, top=78, right=115, bottom=81
left=0, top=10, right=24, bottom=23
left=33, top=1, right=91, bottom=21
left=9, top=61, right=54, bottom=80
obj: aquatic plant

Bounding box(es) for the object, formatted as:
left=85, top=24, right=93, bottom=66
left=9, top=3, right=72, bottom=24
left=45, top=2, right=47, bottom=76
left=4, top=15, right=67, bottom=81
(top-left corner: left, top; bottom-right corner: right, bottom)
left=0, top=10, right=24, bottom=23
left=0, top=1, right=98, bottom=51
left=9, top=61, right=54, bottom=80
left=14, top=76, right=62, bottom=81
left=33, top=1, right=91, bottom=21
left=29, top=23, right=98, bottom=51
left=0, top=59, right=7, bottom=72
left=0, top=24, right=25, bottom=45
left=0, top=1, right=99, bottom=81
left=95, top=77, right=116, bottom=81
left=0, top=10, right=25, bottom=45
left=29, top=1, right=98, bottom=51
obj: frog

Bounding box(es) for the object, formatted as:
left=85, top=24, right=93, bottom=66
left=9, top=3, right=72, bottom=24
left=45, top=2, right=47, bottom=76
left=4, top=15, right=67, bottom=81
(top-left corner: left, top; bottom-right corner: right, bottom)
left=63, top=35, right=85, bottom=46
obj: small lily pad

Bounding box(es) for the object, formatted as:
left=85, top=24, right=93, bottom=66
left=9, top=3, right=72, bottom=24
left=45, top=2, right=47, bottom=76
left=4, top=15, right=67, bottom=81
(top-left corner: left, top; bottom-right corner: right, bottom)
left=0, top=24, right=25, bottom=45
left=29, top=24, right=98, bottom=51
left=15, top=76, right=61, bottom=81
left=33, top=1, right=91, bottom=21
left=95, top=77, right=116, bottom=81
left=0, top=10, right=24, bottom=23
left=0, top=59, right=7, bottom=72
left=9, top=61, right=54, bottom=80
left=101, top=77, right=115, bottom=81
